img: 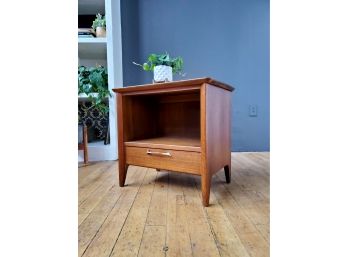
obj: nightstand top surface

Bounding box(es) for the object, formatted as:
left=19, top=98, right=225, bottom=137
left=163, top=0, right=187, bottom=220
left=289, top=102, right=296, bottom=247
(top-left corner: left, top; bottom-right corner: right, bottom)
left=112, top=77, right=234, bottom=94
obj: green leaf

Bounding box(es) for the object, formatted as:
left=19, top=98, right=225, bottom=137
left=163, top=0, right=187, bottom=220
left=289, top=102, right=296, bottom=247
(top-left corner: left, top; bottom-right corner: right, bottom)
left=78, top=65, right=110, bottom=113
left=148, top=54, right=157, bottom=63
left=92, top=13, right=106, bottom=30
left=143, top=62, right=150, bottom=71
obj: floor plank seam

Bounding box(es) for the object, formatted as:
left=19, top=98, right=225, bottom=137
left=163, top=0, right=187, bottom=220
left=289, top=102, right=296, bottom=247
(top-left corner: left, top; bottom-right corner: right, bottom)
left=79, top=154, right=269, bottom=257
left=164, top=172, right=169, bottom=257
left=79, top=163, right=116, bottom=206
left=192, top=178, right=223, bottom=257
left=78, top=162, right=105, bottom=181
left=215, top=173, right=270, bottom=244
left=107, top=167, right=150, bottom=257
left=78, top=185, right=116, bottom=230
left=79, top=173, right=116, bottom=205
left=81, top=189, right=124, bottom=257
left=81, top=165, right=147, bottom=257
left=230, top=173, right=269, bottom=203
left=181, top=178, right=196, bottom=257
left=231, top=173, right=269, bottom=223
left=212, top=187, right=253, bottom=257
left=78, top=184, right=116, bottom=226
left=222, top=162, right=269, bottom=199
left=135, top=169, right=158, bottom=257
left=256, top=227, right=269, bottom=244
left=78, top=162, right=114, bottom=189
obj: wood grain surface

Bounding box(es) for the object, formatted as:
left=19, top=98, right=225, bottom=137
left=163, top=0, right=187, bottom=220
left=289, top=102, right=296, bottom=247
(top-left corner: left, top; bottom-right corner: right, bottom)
left=79, top=152, right=269, bottom=257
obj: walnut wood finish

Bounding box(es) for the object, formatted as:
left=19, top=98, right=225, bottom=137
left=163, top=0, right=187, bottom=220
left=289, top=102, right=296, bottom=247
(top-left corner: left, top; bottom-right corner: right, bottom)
left=125, top=136, right=201, bottom=152
left=116, top=93, right=127, bottom=186
left=202, top=83, right=232, bottom=205
left=113, top=78, right=234, bottom=206
left=113, top=77, right=233, bottom=95
left=125, top=147, right=201, bottom=175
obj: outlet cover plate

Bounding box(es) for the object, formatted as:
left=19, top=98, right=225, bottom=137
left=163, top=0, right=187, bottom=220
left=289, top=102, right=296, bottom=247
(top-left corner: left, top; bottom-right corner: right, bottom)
left=249, top=105, right=258, bottom=117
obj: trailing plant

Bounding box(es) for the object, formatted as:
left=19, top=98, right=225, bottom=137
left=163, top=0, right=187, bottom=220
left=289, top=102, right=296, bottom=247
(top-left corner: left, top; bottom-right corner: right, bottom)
left=78, top=65, right=111, bottom=114
left=92, top=13, right=106, bottom=30
left=133, top=53, right=184, bottom=75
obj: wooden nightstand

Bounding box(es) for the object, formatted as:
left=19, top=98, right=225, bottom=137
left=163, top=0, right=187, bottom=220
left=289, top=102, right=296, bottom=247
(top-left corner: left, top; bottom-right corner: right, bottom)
left=113, top=78, right=234, bottom=206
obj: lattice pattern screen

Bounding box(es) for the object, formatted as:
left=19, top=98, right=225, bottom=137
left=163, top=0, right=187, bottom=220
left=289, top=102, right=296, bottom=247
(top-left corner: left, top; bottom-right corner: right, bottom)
left=78, top=101, right=109, bottom=143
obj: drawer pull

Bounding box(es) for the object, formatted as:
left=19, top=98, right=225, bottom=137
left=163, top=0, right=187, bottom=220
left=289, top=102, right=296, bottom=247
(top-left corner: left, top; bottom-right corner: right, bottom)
left=146, top=150, right=172, bottom=157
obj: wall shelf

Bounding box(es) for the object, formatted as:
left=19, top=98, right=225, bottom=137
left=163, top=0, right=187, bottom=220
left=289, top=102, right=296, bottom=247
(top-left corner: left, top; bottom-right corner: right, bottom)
left=78, top=37, right=107, bottom=43
left=78, top=38, right=107, bottom=59
left=78, top=0, right=123, bottom=162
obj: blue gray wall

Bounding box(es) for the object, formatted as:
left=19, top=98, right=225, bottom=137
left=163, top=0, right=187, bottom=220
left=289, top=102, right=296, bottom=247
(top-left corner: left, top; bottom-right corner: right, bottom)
left=121, top=0, right=269, bottom=151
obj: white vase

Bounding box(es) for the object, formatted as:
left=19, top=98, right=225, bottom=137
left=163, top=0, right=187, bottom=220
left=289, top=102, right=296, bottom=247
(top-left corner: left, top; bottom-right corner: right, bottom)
left=96, top=27, right=106, bottom=37
left=153, top=65, right=173, bottom=82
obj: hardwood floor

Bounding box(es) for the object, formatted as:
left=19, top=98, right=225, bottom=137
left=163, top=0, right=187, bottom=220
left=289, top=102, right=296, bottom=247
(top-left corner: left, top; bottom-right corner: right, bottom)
left=78, top=152, right=270, bottom=257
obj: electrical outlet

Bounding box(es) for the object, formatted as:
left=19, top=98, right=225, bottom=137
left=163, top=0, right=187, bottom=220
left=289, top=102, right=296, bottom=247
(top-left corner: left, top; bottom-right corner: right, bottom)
left=249, top=105, right=257, bottom=117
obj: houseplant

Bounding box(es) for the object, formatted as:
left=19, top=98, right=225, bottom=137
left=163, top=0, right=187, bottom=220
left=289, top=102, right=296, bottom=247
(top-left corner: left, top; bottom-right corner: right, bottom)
left=133, top=53, right=184, bottom=82
left=92, top=13, right=106, bottom=37
left=78, top=65, right=111, bottom=114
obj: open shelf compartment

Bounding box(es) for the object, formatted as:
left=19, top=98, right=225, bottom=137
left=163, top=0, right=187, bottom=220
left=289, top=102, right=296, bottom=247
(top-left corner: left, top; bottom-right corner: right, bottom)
left=123, top=89, right=201, bottom=152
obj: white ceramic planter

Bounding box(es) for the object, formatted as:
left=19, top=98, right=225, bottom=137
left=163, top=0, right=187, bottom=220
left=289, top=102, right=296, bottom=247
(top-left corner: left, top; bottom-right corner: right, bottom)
left=96, top=27, right=106, bottom=37
left=153, top=65, right=173, bottom=82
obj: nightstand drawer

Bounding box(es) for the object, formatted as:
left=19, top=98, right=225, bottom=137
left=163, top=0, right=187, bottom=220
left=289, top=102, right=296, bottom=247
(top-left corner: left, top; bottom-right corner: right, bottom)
left=125, top=146, right=201, bottom=175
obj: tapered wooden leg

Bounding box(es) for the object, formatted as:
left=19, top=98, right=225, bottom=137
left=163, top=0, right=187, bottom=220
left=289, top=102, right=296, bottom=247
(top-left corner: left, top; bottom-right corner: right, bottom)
left=224, top=164, right=231, bottom=183
left=83, top=126, right=88, bottom=164
left=201, top=172, right=212, bottom=207
left=83, top=145, right=88, bottom=164
left=119, top=162, right=128, bottom=187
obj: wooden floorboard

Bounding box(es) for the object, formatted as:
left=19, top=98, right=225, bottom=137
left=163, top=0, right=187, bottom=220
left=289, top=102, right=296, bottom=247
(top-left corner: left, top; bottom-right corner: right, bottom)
left=78, top=162, right=115, bottom=205
left=82, top=166, right=147, bottom=257
left=181, top=176, right=221, bottom=257
left=166, top=173, right=193, bottom=257
left=78, top=161, right=113, bottom=187
left=109, top=169, right=157, bottom=257
left=79, top=152, right=270, bottom=257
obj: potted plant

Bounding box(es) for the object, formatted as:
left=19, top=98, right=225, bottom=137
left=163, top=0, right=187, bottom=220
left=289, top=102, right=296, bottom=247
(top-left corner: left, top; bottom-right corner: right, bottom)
left=78, top=65, right=111, bottom=114
left=92, top=13, right=106, bottom=38
left=133, top=53, right=184, bottom=82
